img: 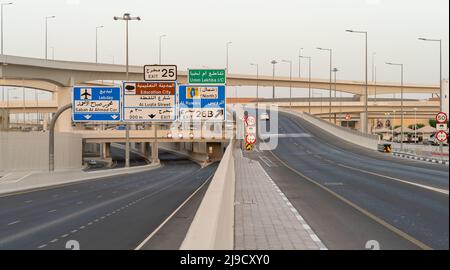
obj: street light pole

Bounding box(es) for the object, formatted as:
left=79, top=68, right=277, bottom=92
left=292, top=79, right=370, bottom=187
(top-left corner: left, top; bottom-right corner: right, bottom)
left=282, top=60, right=293, bottom=108
left=386, top=62, right=404, bottom=151
left=45, top=16, right=55, bottom=60
left=114, top=13, right=141, bottom=168
left=317, top=47, right=332, bottom=123
left=1, top=2, right=13, bottom=55
left=414, top=108, right=417, bottom=144
left=226, top=41, right=232, bottom=75
left=250, top=63, right=259, bottom=106
left=300, top=56, right=312, bottom=114
left=95, top=25, right=104, bottom=64
left=271, top=60, right=277, bottom=101
left=419, top=37, right=443, bottom=152
left=346, top=30, right=369, bottom=134
left=159, top=34, right=166, bottom=65
left=298, top=48, right=303, bottom=78
left=332, top=67, right=339, bottom=124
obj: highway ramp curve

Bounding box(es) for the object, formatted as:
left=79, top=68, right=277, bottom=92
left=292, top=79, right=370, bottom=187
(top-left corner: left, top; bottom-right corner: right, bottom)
left=254, top=110, right=448, bottom=250
left=0, top=151, right=217, bottom=250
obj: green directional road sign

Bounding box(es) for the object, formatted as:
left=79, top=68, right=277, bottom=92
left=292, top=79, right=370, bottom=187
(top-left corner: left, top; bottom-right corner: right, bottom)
left=188, top=69, right=226, bottom=84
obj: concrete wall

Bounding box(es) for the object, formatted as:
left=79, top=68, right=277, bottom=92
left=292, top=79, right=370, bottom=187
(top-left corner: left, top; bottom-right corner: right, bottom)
left=0, top=131, right=82, bottom=172
left=181, top=140, right=235, bottom=250
left=281, top=109, right=380, bottom=151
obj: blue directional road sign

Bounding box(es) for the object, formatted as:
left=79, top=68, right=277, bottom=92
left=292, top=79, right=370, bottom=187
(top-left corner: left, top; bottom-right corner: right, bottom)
left=72, top=86, right=121, bottom=122
left=178, top=85, right=226, bottom=122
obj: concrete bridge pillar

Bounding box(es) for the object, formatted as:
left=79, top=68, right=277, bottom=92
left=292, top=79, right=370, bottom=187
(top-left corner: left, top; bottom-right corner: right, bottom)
left=55, top=85, right=73, bottom=132
left=151, top=141, right=160, bottom=164
left=144, top=142, right=159, bottom=164
left=102, top=142, right=111, bottom=159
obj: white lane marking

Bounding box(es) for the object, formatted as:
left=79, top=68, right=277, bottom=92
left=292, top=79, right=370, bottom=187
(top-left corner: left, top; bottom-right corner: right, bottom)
left=61, top=234, right=69, bottom=238
left=260, top=168, right=327, bottom=250
left=50, top=239, right=58, bottom=243
left=338, top=163, right=449, bottom=195
left=135, top=173, right=214, bottom=250
left=79, top=226, right=86, bottom=230
left=15, top=172, right=35, bottom=183
left=7, top=220, right=20, bottom=226
left=260, top=133, right=312, bottom=139
left=47, top=209, right=57, bottom=213
left=25, top=200, right=33, bottom=203
left=76, top=201, right=83, bottom=205
left=71, top=230, right=78, bottom=233
left=37, top=244, right=47, bottom=249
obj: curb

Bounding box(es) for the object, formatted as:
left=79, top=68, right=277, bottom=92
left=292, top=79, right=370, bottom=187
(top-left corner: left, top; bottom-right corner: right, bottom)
left=392, top=152, right=449, bottom=165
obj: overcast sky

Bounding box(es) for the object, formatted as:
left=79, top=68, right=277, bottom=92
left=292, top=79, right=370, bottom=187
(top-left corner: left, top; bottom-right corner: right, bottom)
left=2, top=0, right=449, bottom=85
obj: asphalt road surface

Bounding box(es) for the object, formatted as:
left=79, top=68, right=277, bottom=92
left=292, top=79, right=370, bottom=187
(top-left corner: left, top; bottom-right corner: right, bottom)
left=0, top=151, right=217, bottom=250
left=245, top=109, right=448, bottom=250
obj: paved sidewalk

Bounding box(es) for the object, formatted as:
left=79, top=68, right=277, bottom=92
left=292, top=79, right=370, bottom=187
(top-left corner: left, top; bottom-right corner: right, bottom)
left=234, top=149, right=326, bottom=250
left=0, top=163, right=161, bottom=195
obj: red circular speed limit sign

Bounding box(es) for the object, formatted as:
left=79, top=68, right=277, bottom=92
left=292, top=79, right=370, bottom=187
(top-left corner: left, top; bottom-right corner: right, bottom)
left=246, top=116, right=256, bottom=126
left=245, top=134, right=257, bottom=145
left=436, top=112, right=448, bottom=124
left=435, top=130, right=448, bottom=142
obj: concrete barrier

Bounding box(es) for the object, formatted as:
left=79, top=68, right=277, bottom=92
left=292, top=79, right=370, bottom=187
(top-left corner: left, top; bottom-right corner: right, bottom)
left=180, top=140, right=235, bottom=250
left=281, top=109, right=380, bottom=151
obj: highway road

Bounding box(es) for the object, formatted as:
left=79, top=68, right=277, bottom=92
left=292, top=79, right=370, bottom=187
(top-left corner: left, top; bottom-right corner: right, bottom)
left=247, top=109, right=448, bottom=250
left=0, top=151, right=217, bottom=250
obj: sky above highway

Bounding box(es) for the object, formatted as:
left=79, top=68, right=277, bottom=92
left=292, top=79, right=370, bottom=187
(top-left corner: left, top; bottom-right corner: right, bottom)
left=3, top=0, right=449, bottom=85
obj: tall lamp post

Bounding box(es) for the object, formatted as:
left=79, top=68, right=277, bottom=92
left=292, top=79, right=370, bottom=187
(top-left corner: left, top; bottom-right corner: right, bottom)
left=114, top=13, right=141, bottom=168
left=226, top=41, right=232, bottom=75
left=414, top=107, right=417, bottom=144
left=250, top=63, right=259, bottom=106
left=386, top=62, right=404, bottom=151
left=298, top=48, right=303, bottom=78
left=282, top=60, right=293, bottom=108
left=300, top=56, right=312, bottom=114
left=346, top=30, right=368, bottom=134
left=317, top=47, right=332, bottom=123
left=159, top=34, right=166, bottom=65
left=332, top=67, right=339, bottom=124
left=95, top=25, right=104, bottom=63
left=271, top=60, right=277, bottom=101
left=419, top=37, right=443, bottom=151
left=45, top=16, right=55, bottom=60
left=1, top=2, right=13, bottom=55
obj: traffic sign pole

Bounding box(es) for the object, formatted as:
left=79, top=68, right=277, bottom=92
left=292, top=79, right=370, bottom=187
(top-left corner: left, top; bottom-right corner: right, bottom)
left=436, top=112, right=448, bottom=153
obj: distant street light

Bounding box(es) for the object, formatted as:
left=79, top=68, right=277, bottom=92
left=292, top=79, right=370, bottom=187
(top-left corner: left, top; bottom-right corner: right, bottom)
left=298, top=48, right=303, bottom=78
left=95, top=25, right=104, bottom=64
left=1, top=2, right=13, bottom=55
left=386, top=62, right=404, bottom=151
left=159, top=34, right=166, bottom=64
left=45, top=16, right=56, bottom=60
left=418, top=38, right=442, bottom=113
left=300, top=56, right=312, bottom=113
left=317, top=47, right=332, bottom=123
left=250, top=63, right=259, bottom=106
left=271, top=60, right=277, bottom=100
left=114, top=13, right=141, bottom=168
left=346, top=29, right=369, bottom=134
left=226, top=41, right=232, bottom=75
left=282, top=60, right=293, bottom=108
left=419, top=37, right=443, bottom=152
left=332, top=67, right=339, bottom=124
left=414, top=107, right=418, bottom=144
